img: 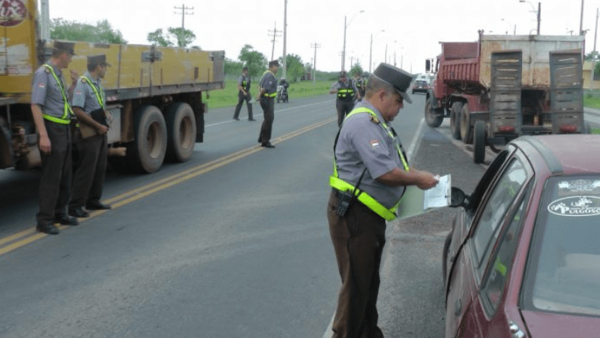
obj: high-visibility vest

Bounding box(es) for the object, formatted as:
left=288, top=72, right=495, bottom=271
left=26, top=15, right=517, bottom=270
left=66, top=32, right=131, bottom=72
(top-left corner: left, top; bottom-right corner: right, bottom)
left=80, top=75, right=105, bottom=109
left=41, top=64, right=74, bottom=125
left=337, top=80, right=355, bottom=100
left=260, top=70, right=277, bottom=97
left=241, top=76, right=251, bottom=91
left=330, top=107, right=409, bottom=221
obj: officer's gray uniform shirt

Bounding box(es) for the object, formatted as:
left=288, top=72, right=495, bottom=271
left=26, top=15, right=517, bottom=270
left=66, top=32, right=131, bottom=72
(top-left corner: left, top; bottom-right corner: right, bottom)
left=330, top=79, right=359, bottom=93
left=72, top=72, right=105, bottom=113
left=31, top=62, right=69, bottom=118
left=259, top=71, right=277, bottom=95
left=335, top=100, right=406, bottom=209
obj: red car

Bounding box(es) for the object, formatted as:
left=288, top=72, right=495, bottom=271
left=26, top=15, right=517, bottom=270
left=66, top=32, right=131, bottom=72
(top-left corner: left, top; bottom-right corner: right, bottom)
left=445, top=134, right=600, bottom=338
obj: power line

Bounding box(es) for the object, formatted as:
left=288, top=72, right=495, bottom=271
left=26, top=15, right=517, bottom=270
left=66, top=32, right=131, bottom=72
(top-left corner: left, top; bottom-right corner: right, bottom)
left=174, top=3, right=194, bottom=29
left=268, top=22, right=282, bottom=61
left=310, top=42, right=321, bottom=84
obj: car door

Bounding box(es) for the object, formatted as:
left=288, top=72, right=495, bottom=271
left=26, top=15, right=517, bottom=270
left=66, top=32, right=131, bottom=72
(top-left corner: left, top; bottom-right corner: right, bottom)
left=446, top=149, right=531, bottom=338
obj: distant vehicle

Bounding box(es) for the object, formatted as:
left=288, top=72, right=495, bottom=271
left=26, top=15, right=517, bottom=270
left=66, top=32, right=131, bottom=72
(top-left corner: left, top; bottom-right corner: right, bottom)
left=412, top=80, right=430, bottom=94
left=425, top=32, right=588, bottom=164
left=277, top=79, right=289, bottom=103
left=444, top=134, right=600, bottom=338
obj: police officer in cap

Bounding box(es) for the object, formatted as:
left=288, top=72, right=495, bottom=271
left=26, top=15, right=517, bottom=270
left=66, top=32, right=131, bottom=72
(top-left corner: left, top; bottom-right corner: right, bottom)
left=330, top=70, right=360, bottom=127
left=256, top=60, right=279, bottom=148
left=327, top=63, right=439, bottom=338
left=354, top=71, right=366, bottom=100
left=31, top=41, right=80, bottom=234
left=68, top=54, right=112, bottom=218
left=233, top=66, right=255, bottom=121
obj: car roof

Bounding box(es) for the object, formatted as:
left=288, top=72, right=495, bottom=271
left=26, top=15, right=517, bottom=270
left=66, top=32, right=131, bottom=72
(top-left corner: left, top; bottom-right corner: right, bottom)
left=512, top=135, right=600, bottom=175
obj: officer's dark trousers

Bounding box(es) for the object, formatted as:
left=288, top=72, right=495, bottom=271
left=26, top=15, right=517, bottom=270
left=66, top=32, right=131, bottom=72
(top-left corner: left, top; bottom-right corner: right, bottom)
left=258, top=97, right=275, bottom=144
left=337, top=99, right=355, bottom=127
left=327, top=190, right=386, bottom=338
left=233, top=92, right=253, bottom=120
left=36, top=120, right=72, bottom=225
left=70, top=133, right=108, bottom=209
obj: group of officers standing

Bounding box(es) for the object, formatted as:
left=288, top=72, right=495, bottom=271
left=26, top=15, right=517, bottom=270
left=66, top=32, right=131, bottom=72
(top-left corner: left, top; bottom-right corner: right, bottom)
left=32, top=41, right=112, bottom=235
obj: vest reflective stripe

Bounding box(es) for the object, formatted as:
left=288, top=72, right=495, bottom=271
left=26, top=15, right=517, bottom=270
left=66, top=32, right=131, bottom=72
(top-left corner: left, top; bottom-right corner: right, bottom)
left=260, top=70, right=276, bottom=97
left=330, top=106, right=409, bottom=221
left=41, top=64, right=74, bottom=124
left=337, top=81, right=355, bottom=99
left=264, top=92, right=277, bottom=98
left=81, top=76, right=105, bottom=109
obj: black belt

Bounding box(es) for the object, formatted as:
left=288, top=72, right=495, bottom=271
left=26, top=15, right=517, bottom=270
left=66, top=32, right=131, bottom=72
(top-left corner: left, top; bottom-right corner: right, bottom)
left=331, top=188, right=381, bottom=219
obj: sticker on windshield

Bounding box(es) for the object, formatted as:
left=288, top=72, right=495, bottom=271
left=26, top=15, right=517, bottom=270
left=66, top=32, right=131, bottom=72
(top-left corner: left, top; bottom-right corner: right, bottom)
left=548, top=196, right=600, bottom=217
left=557, top=180, right=600, bottom=192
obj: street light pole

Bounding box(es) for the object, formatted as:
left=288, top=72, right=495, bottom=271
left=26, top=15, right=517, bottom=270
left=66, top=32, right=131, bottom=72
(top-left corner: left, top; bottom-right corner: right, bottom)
left=342, top=10, right=364, bottom=72
left=519, top=0, right=541, bottom=35
left=368, top=30, right=384, bottom=73
left=581, top=0, right=585, bottom=35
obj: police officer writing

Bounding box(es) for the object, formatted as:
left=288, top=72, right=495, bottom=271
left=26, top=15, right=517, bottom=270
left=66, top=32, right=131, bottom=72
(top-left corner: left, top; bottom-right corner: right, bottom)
left=327, top=63, right=439, bottom=338
left=330, top=71, right=360, bottom=127
left=256, top=60, right=279, bottom=148
left=233, top=66, right=255, bottom=121
left=68, top=54, right=112, bottom=219
left=31, top=41, right=79, bottom=235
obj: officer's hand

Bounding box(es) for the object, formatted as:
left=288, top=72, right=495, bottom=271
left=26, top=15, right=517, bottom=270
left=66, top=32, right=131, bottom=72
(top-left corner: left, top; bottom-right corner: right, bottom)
left=70, top=70, right=80, bottom=84
left=96, top=125, right=108, bottom=135
left=417, top=172, right=439, bottom=190
left=105, top=110, right=113, bottom=124
left=39, top=135, right=51, bottom=154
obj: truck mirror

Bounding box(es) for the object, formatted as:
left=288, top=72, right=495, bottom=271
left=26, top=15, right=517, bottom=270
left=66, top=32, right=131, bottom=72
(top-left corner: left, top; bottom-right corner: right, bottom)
left=426, top=60, right=431, bottom=72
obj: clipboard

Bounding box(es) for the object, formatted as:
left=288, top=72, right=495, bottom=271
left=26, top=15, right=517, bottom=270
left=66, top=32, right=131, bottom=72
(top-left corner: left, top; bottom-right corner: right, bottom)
left=395, top=175, right=452, bottom=221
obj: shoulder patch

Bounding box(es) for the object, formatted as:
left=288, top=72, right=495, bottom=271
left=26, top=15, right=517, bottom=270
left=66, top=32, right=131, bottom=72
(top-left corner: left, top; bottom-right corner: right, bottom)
left=370, top=115, right=380, bottom=124
left=44, top=68, right=51, bottom=74
left=81, top=77, right=87, bottom=83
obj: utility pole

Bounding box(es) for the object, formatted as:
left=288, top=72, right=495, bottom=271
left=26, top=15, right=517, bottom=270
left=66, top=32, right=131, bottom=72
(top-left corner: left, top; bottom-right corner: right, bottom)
left=40, top=0, right=50, bottom=41
left=283, top=0, right=288, bottom=80
left=174, top=4, right=194, bottom=29
left=580, top=0, right=585, bottom=35
left=591, top=8, right=599, bottom=90
left=311, top=42, right=321, bottom=85
left=268, top=22, right=281, bottom=60
left=537, top=2, right=541, bottom=35
left=369, top=34, right=373, bottom=73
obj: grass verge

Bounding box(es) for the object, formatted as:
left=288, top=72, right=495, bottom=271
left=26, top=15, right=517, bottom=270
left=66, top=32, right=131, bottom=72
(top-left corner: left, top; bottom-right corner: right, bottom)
left=205, top=80, right=331, bottom=109
left=584, top=95, right=600, bottom=110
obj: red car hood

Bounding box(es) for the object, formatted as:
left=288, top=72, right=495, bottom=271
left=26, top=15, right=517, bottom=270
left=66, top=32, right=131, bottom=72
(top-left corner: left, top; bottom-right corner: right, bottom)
left=522, top=310, right=600, bottom=337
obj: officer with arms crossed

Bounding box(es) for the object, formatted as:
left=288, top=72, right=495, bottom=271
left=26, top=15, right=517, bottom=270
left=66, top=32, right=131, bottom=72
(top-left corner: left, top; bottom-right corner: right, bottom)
left=256, top=60, right=279, bottom=148
left=68, top=54, right=112, bottom=218
left=330, top=71, right=361, bottom=127
left=31, top=41, right=80, bottom=234
left=327, top=63, right=439, bottom=338
left=233, top=66, right=255, bottom=121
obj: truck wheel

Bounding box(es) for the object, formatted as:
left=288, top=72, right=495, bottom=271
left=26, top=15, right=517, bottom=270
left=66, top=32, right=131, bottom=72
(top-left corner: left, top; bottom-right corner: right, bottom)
left=127, top=105, right=167, bottom=173
left=425, top=99, right=443, bottom=128
left=473, top=120, right=486, bottom=164
left=450, top=102, right=463, bottom=140
left=165, top=102, right=196, bottom=163
left=584, top=122, right=591, bottom=134
left=460, top=104, right=473, bottom=144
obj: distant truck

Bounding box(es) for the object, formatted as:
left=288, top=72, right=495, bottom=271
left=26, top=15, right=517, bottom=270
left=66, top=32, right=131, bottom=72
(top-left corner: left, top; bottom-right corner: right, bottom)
left=0, top=0, right=224, bottom=174
left=425, top=31, right=587, bottom=163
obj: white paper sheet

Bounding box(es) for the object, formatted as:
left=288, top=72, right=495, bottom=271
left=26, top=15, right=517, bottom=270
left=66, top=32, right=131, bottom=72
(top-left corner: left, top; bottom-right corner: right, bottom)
left=423, top=175, right=451, bottom=210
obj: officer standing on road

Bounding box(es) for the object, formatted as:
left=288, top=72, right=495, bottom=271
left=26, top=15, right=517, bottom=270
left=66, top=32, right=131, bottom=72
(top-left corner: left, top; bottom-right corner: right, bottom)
left=256, top=60, right=279, bottom=148
left=327, top=63, right=439, bottom=338
left=354, top=71, right=366, bottom=100
left=233, top=66, right=255, bottom=121
left=68, top=54, right=112, bottom=218
left=31, top=41, right=80, bottom=235
left=330, top=71, right=360, bottom=127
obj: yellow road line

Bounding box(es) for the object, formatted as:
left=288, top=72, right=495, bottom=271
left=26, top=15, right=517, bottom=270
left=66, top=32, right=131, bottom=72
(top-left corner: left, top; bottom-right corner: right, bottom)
left=0, top=117, right=336, bottom=257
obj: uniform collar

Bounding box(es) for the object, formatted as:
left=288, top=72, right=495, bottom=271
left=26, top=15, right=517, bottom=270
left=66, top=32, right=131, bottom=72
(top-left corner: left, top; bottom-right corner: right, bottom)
left=357, top=99, right=386, bottom=124
left=84, top=71, right=100, bottom=84
left=46, top=61, right=62, bottom=76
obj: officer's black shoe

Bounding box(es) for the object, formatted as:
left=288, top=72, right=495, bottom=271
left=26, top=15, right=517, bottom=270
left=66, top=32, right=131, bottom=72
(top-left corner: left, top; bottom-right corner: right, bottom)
left=54, top=215, right=79, bottom=226
left=37, top=223, right=60, bottom=235
left=69, top=207, right=90, bottom=218
left=86, top=202, right=112, bottom=210
left=261, top=142, right=275, bottom=148
left=233, top=117, right=240, bottom=121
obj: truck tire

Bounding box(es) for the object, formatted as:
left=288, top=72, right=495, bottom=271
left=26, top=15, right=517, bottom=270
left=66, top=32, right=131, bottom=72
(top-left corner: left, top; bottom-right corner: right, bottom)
left=450, top=102, right=463, bottom=140
left=127, top=105, right=167, bottom=173
left=165, top=102, right=196, bottom=163
left=584, top=122, right=591, bottom=134
left=473, top=120, right=486, bottom=164
left=425, top=99, right=443, bottom=128
left=460, top=104, right=473, bottom=144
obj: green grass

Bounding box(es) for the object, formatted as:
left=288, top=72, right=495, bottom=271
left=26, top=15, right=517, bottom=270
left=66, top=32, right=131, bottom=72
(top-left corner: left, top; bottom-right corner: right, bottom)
left=584, top=95, right=600, bottom=110
left=205, top=80, right=331, bottom=109
left=593, top=128, right=600, bottom=135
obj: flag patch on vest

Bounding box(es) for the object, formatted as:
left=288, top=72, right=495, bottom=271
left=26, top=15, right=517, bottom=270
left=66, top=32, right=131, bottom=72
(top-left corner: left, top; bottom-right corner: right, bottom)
left=370, top=139, right=381, bottom=149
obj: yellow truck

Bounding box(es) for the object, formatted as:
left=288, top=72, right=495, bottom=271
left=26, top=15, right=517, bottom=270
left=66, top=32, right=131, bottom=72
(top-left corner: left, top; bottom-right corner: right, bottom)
left=0, top=0, right=224, bottom=173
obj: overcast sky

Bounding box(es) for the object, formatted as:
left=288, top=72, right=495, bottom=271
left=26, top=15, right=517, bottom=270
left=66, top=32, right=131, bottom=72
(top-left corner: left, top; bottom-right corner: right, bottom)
left=45, top=0, right=599, bottom=74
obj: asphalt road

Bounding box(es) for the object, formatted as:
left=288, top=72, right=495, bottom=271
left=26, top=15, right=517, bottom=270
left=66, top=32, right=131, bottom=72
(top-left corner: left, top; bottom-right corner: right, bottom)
left=1, top=92, right=597, bottom=338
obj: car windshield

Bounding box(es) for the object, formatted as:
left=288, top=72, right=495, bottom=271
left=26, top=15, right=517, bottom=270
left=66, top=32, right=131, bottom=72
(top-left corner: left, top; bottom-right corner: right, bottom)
left=523, top=176, right=600, bottom=317
left=416, top=81, right=427, bottom=85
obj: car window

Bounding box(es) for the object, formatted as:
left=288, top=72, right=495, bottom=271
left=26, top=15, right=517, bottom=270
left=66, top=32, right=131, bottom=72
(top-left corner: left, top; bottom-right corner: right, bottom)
left=523, top=176, right=600, bottom=317
left=467, top=147, right=513, bottom=213
left=481, top=194, right=528, bottom=314
left=472, top=158, right=528, bottom=274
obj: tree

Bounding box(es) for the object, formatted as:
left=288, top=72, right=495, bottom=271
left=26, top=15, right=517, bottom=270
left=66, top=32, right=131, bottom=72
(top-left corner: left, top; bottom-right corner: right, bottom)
left=147, top=28, right=197, bottom=48
left=238, top=45, right=267, bottom=79
left=50, top=18, right=127, bottom=44
left=224, top=57, right=244, bottom=76
left=349, top=61, right=363, bottom=77
left=281, top=54, right=305, bottom=82
left=586, top=51, right=600, bottom=61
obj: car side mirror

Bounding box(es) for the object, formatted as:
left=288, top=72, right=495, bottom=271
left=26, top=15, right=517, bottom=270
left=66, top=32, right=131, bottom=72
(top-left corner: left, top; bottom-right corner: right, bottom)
left=425, top=60, right=431, bottom=72
left=450, top=187, right=467, bottom=208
